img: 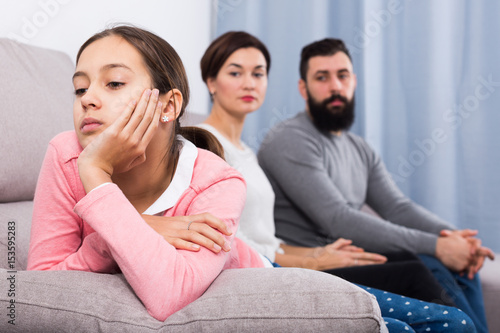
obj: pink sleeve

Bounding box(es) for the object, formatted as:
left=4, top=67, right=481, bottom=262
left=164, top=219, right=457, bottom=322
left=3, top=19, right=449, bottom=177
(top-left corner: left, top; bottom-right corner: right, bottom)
left=27, top=142, right=117, bottom=272
left=74, top=178, right=252, bottom=321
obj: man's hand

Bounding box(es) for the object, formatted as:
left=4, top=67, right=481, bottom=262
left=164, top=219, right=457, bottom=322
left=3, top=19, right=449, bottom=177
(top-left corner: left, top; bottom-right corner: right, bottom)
left=435, top=232, right=472, bottom=272
left=143, top=213, right=232, bottom=253
left=440, top=229, right=495, bottom=279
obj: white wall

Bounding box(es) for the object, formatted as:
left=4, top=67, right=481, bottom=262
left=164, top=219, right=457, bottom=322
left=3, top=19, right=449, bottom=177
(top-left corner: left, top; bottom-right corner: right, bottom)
left=0, top=0, right=213, bottom=114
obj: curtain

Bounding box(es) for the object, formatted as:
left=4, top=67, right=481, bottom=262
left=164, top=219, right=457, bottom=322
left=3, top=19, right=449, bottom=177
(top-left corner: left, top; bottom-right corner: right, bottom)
left=214, top=0, right=500, bottom=252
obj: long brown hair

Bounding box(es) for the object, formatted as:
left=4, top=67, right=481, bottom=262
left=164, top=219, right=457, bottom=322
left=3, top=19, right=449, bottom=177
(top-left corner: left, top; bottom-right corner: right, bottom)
left=76, top=25, right=224, bottom=159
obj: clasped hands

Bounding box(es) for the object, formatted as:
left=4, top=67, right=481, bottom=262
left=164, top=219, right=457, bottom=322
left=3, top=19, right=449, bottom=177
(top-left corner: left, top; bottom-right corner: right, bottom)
left=436, top=229, right=495, bottom=279
left=142, top=213, right=233, bottom=254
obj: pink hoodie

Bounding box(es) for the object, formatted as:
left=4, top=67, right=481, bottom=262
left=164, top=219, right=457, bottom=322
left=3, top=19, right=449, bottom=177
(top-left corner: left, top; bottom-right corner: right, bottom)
left=28, top=131, right=264, bottom=321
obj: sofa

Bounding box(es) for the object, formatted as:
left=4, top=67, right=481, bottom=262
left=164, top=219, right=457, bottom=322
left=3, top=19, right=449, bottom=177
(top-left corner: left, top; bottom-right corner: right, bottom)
left=0, top=38, right=388, bottom=332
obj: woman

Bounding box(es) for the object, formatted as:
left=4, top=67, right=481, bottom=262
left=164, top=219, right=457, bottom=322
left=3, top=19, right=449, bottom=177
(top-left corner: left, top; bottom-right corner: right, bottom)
left=197, top=31, right=476, bottom=332
left=27, top=26, right=266, bottom=322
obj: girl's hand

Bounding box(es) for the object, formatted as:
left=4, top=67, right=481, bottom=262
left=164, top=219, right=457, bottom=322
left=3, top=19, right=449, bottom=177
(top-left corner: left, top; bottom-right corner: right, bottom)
left=142, top=213, right=233, bottom=253
left=78, top=89, right=162, bottom=192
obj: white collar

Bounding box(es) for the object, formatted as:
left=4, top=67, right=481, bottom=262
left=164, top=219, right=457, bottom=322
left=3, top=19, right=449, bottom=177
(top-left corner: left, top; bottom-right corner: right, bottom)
left=142, top=136, right=198, bottom=215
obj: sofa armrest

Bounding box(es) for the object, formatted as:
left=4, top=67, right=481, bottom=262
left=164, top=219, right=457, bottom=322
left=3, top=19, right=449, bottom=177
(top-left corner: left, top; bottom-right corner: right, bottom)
left=0, top=268, right=386, bottom=332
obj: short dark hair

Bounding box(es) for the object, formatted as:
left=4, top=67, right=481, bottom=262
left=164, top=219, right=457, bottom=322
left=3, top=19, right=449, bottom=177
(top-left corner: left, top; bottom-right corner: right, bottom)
left=300, top=38, right=352, bottom=81
left=200, top=31, right=271, bottom=83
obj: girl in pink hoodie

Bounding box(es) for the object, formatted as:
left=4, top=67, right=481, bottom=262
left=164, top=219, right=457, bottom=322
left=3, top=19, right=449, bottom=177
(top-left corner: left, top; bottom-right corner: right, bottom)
left=27, top=25, right=264, bottom=321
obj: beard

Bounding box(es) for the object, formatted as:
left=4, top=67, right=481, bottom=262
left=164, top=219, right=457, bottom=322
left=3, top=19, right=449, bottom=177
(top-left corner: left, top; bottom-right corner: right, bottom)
left=307, top=90, right=355, bottom=132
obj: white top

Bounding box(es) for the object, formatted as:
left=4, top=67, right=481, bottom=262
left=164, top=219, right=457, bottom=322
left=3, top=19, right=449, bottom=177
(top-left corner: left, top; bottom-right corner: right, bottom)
left=198, top=124, right=282, bottom=261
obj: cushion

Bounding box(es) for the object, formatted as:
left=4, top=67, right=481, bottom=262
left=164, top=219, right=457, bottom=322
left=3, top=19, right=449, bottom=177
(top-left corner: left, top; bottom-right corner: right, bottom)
left=0, top=268, right=386, bottom=332
left=0, top=38, right=75, bottom=202
left=481, top=259, right=500, bottom=332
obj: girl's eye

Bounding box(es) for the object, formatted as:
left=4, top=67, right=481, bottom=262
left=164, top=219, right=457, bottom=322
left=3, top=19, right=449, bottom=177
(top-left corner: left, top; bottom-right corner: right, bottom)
left=74, top=88, right=87, bottom=96
left=229, top=72, right=241, bottom=77
left=254, top=73, right=265, bottom=78
left=107, top=81, right=124, bottom=89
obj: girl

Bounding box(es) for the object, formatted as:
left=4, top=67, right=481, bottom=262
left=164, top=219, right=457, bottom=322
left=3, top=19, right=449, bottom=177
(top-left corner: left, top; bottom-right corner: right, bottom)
left=27, top=26, right=265, bottom=321
left=197, top=30, right=476, bottom=333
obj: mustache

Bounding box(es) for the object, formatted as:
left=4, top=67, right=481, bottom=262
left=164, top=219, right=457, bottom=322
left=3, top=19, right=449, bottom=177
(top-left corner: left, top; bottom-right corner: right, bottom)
left=323, top=94, right=349, bottom=106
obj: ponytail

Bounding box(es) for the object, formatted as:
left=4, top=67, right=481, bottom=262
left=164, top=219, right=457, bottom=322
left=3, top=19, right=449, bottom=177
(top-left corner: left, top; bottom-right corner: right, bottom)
left=178, top=126, right=225, bottom=160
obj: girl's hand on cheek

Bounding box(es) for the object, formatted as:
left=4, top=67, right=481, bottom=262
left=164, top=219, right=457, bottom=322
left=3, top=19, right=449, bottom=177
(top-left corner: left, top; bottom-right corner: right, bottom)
left=78, top=88, right=162, bottom=193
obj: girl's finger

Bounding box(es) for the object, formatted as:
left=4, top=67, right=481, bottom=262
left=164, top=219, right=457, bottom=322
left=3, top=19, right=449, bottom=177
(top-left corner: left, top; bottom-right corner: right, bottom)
left=192, top=213, right=232, bottom=235
left=107, top=98, right=138, bottom=132
left=168, top=238, right=201, bottom=252
left=139, top=98, right=162, bottom=146
left=133, top=88, right=161, bottom=140
left=188, top=223, right=231, bottom=252
left=123, top=88, right=154, bottom=133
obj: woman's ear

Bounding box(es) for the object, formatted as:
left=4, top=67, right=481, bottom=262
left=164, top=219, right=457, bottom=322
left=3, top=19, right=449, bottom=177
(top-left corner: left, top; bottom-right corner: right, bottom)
left=159, top=89, right=183, bottom=123
left=206, top=77, right=216, bottom=96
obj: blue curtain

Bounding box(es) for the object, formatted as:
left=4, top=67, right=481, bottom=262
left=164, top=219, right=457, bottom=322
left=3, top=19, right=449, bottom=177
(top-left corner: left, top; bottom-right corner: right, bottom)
left=214, top=0, right=500, bottom=252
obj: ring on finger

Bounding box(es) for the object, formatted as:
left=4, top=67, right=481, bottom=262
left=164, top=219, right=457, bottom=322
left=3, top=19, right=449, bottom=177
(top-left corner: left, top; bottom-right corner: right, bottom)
left=354, top=259, right=358, bottom=265
left=187, top=221, right=194, bottom=230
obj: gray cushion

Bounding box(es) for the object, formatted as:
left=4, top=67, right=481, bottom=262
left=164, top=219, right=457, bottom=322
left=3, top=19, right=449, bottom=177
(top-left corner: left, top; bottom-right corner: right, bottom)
left=0, top=38, right=74, bottom=202
left=0, top=268, right=385, bottom=332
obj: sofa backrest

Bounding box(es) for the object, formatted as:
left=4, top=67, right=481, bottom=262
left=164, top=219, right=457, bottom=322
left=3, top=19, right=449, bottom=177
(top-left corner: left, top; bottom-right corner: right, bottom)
left=0, top=38, right=75, bottom=203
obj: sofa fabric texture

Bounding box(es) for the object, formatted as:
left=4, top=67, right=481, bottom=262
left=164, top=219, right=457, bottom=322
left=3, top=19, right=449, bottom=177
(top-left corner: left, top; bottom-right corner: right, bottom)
left=0, top=268, right=385, bottom=332
left=0, top=38, right=388, bottom=332
left=0, top=39, right=74, bottom=203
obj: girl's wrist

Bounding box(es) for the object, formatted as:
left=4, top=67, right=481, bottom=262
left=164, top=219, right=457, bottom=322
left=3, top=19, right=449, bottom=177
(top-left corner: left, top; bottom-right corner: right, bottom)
left=78, top=161, right=113, bottom=193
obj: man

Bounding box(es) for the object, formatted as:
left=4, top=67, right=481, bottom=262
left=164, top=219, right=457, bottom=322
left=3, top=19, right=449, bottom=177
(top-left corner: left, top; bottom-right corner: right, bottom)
left=258, top=38, right=494, bottom=332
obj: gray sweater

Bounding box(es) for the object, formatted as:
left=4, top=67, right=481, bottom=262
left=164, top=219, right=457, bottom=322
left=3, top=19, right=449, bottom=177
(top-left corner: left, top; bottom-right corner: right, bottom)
left=257, top=112, right=453, bottom=255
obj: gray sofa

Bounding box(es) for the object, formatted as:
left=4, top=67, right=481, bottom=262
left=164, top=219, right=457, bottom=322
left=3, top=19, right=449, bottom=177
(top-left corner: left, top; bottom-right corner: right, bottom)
left=0, top=38, right=387, bottom=332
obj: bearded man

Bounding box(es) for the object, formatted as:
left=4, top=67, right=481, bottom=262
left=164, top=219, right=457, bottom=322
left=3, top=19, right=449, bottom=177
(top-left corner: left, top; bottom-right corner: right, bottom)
left=258, top=38, right=494, bottom=333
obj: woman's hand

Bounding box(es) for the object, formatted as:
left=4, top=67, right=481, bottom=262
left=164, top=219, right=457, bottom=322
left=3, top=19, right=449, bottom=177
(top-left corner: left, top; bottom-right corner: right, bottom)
left=77, top=89, right=162, bottom=193
left=142, top=213, right=233, bottom=253
left=280, top=239, right=387, bottom=271
left=323, top=238, right=365, bottom=253
left=304, top=240, right=387, bottom=271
